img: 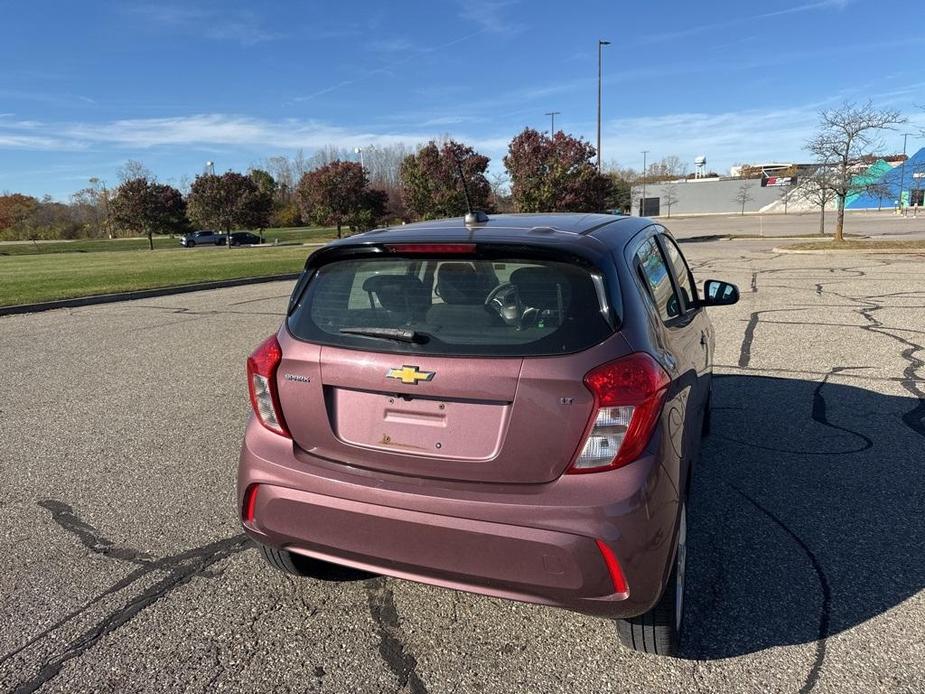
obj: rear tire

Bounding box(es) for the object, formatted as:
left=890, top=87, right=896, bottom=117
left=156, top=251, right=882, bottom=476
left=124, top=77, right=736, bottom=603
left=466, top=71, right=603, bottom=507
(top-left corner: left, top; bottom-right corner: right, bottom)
left=616, top=503, right=687, bottom=657
left=258, top=543, right=377, bottom=582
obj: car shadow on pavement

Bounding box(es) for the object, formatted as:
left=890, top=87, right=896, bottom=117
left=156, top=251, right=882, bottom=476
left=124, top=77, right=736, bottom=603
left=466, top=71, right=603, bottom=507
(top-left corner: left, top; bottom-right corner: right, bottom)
left=683, top=374, right=924, bottom=661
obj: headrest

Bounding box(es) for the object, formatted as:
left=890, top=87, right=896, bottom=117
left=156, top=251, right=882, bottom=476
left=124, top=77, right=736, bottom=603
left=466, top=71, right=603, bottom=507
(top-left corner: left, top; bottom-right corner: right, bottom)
left=510, top=266, right=571, bottom=311
left=436, top=263, right=487, bottom=305
left=362, top=274, right=430, bottom=315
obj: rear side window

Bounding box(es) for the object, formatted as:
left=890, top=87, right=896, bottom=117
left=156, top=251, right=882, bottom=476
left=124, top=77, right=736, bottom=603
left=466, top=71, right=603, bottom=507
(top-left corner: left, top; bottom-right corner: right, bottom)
left=635, top=238, right=681, bottom=321
left=288, top=256, right=614, bottom=356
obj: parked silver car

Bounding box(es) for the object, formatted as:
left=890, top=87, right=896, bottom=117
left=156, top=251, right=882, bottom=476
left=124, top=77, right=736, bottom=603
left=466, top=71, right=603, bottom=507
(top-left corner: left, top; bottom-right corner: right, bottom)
left=180, top=230, right=226, bottom=247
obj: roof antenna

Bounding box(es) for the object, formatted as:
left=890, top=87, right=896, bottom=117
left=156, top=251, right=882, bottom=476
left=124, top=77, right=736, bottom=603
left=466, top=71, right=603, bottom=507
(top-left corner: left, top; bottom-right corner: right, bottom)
left=454, top=155, right=489, bottom=225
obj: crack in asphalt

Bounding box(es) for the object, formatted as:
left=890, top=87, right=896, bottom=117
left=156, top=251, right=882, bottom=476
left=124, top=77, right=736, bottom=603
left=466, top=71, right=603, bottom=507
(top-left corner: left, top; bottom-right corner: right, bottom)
left=817, top=286, right=925, bottom=440
left=731, top=486, right=830, bottom=694
left=738, top=309, right=806, bottom=368
left=365, top=577, right=429, bottom=694
left=2, top=500, right=250, bottom=694
left=715, top=368, right=874, bottom=455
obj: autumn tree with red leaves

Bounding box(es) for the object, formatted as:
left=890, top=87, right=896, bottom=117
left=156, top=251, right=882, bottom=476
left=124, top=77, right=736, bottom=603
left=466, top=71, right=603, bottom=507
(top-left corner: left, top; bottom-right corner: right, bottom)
left=504, top=128, right=614, bottom=213
left=110, top=178, right=186, bottom=250
left=297, top=161, right=384, bottom=237
left=400, top=140, right=493, bottom=219
left=187, top=172, right=271, bottom=237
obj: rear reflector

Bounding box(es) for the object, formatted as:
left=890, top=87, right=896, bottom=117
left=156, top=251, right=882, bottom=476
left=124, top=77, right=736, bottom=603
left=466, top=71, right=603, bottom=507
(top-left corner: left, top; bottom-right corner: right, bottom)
left=246, top=334, right=291, bottom=438
left=385, top=243, right=476, bottom=254
left=595, top=539, right=629, bottom=595
left=569, top=352, right=670, bottom=473
left=242, top=484, right=259, bottom=524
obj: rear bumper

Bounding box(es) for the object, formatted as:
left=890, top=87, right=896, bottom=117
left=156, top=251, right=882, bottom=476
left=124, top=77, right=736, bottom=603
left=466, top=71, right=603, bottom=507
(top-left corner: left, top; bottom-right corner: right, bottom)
left=238, top=417, right=680, bottom=619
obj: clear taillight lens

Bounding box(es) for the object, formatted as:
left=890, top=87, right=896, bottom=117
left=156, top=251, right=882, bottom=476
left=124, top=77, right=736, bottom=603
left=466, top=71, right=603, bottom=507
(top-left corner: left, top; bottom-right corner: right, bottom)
left=246, top=334, right=290, bottom=438
left=574, top=406, right=634, bottom=469
left=569, top=353, right=670, bottom=473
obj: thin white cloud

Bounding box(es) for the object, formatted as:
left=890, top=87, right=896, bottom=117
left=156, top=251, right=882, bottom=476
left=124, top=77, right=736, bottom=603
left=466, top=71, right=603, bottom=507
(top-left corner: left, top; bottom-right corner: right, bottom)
left=456, top=0, right=523, bottom=33
left=601, top=99, right=925, bottom=174
left=291, top=29, right=486, bottom=103
left=126, top=5, right=282, bottom=45
left=0, top=113, right=509, bottom=156
left=637, top=0, right=856, bottom=45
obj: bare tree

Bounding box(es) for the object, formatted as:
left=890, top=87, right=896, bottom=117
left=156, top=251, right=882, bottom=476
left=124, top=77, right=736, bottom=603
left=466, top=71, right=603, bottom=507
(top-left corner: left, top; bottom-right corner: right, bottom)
left=734, top=182, right=754, bottom=216
left=645, top=155, right=688, bottom=182
left=292, top=149, right=309, bottom=179
left=309, top=145, right=351, bottom=169
left=805, top=101, right=905, bottom=241
left=177, top=174, right=192, bottom=197
left=71, top=177, right=115, bottom=238
left=779, top=185, right=790, bottom=214
left=488, top=171, right=513, bottom=213
left=662, top=181, right=679, bottom=218
left=799, top=165, right=838, bottom=235
left=117, top=160, right=153, bottom=183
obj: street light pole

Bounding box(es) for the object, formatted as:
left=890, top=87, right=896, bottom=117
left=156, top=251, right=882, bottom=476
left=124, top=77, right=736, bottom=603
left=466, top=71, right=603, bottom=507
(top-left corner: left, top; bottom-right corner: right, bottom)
left=641, top=150, right=649, bottom=216
left=597, top=40, right=610, bottom=171
left=898, top=133, right=913, bottom=213
left=545, top=111, right=560, bottom=136
left=354, top=147, right=364, bottom=169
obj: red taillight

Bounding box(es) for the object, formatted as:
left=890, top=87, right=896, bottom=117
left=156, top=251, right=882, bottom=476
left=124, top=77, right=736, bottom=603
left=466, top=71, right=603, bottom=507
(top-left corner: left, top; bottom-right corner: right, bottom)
left=246, top=334, right=290, bottom=437
left=385, top=243, right=476, bottom=254
left=595, top=539, right=629, bottom=594
left=569, top=352, right=670, bottom=473
left=242, top=484, right=259, bottom=524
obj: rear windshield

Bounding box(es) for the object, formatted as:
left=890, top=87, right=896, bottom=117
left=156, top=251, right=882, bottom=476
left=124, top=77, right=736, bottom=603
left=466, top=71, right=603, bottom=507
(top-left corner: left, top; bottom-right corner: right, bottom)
left=288, top=256, right=614, bottom=356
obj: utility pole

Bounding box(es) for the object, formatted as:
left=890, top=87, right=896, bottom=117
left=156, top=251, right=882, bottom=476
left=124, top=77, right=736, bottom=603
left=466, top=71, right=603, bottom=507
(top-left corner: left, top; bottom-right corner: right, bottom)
left=898, top=133, right=913, bottom=213
left=641, top=150, right=649, bottom=216
left=597, top=40, right=610, bottom=171
left=545, top=111, right=560, bottom=136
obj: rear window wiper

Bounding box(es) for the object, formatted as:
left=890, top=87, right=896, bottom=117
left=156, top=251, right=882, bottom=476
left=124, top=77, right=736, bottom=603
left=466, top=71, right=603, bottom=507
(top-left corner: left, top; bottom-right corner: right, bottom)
left=339, top=327, right=429, bottom=344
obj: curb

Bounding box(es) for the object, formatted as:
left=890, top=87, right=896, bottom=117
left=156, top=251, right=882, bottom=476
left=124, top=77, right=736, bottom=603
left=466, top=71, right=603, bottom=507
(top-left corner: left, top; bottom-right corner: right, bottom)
left=677, top=235, right=732, bottom=243
left=771, top=246, right=925, bottom=255
left=0, top=273, right=301, bottom=317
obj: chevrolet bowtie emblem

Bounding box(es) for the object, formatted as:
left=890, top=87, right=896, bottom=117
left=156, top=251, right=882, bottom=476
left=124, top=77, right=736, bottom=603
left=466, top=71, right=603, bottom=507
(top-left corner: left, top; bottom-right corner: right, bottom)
left=386, top=365, right=435, bottom=385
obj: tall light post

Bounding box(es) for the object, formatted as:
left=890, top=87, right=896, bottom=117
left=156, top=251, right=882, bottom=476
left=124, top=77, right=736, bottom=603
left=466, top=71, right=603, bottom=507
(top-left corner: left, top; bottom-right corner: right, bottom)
left=545, top=111, right=560, bottom=136
left=205, top=160, right=215, bottom=176
left=354, top=147, right=364, bottom=169
left=597, top=40, right=610, bottom=171
left=898, top=133, right=913, bottom=212
left=641, top=150, right=649, bottom=216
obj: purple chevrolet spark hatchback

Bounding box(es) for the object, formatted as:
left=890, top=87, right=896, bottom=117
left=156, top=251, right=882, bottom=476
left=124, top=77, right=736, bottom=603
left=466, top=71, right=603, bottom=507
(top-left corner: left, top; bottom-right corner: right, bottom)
left=238, top=213, right=739, bottom=656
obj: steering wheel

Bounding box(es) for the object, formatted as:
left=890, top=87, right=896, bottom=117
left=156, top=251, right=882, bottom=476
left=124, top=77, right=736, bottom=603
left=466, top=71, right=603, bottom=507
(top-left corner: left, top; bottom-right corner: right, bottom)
left=485, top=282, right=521, bottom=326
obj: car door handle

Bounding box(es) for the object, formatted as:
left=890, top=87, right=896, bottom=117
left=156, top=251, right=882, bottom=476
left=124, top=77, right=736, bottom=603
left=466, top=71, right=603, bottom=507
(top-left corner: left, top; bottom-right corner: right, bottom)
left=700, top=331, right=708, bottom=347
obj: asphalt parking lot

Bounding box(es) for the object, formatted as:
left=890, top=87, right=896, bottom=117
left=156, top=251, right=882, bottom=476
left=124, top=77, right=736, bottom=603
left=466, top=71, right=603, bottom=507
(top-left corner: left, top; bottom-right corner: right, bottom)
left=1, top=240, right=922, bottom=693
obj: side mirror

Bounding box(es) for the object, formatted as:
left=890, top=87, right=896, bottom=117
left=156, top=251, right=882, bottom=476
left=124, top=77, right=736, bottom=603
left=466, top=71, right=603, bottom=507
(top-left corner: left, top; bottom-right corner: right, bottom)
left=702, top=279, right=739, bottom=306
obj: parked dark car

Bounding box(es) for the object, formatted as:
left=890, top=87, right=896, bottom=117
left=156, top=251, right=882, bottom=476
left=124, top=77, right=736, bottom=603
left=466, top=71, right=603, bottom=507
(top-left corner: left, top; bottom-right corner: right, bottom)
left=227, top=232, right=264, bottom=246
left=237, top=213, right=739, bottom=656
left=180, top=230, right=225, bottom=247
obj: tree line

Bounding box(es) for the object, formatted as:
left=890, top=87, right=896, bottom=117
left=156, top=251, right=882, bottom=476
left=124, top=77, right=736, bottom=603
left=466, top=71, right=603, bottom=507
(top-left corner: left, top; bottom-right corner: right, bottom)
left=0, top=128, right=642, bottom=245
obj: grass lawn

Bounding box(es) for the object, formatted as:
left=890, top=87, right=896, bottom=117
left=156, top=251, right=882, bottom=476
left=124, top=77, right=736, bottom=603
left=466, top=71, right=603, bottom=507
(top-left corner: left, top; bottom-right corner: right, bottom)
left=0, top=226, right=337, bottom=256
left=784, top=239, right=925, bottom=251
left=0, top=245, right=319, bottom=306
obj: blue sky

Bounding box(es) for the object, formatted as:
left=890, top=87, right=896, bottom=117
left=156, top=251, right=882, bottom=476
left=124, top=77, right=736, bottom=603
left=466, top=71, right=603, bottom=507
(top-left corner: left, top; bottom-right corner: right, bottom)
left=2, top=0, right=924, bottom=199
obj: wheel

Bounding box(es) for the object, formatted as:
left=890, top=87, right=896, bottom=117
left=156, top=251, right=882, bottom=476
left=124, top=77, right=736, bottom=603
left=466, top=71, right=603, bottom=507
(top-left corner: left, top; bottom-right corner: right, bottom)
left=258, top=543, right=377, bottom=582
left=187, top=240, right=196, bottom=247
left=616, top=503, right=687, bottom=656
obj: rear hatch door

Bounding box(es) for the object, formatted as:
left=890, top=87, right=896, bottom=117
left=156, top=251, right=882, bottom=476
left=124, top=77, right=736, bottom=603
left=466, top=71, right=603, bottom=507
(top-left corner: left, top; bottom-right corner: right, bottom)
left=277, top=246, right=621, bottom=484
